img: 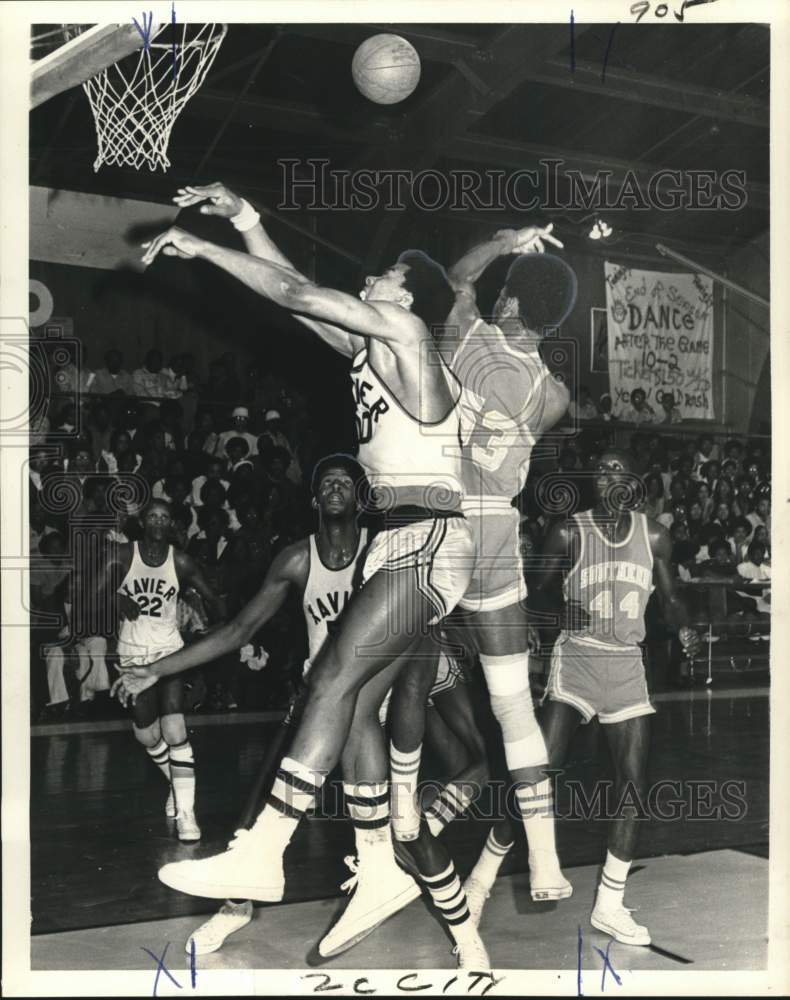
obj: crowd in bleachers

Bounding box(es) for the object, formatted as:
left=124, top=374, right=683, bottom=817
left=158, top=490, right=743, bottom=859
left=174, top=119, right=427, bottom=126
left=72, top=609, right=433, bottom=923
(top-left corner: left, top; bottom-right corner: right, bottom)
left=29, top=355, right=772, bottom=721
left=29, top=345, right=320, bottom=722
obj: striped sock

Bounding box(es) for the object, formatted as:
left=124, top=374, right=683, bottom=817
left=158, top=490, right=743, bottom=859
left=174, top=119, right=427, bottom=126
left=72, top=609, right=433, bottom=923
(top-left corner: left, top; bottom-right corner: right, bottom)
left=390, top=743, right=422, bottom=841
left=251, top=756, right=325, bottom=851
left=169, top=740, right=196, bottom=814
left=596, top=850, right=631, bottom=910
left=421, top=861, right=474, bottom=945
left=468, top=826, right=514, bottom=892
left=425, top=782, right=476, bottom=836
left=146, top=737, right=171, bottom=782
left=515, top=778, right=561, bottom=873
left=344, top=781, right=392, bottom=860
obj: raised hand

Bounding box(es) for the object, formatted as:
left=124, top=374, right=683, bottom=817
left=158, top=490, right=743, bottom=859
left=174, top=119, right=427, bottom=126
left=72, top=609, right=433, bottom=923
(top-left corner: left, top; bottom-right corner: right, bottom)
left=172, top=183, right=243, bottom=219
left=110, top=665, right=159, bottom=706
left=496, top=223, right=564, bottom=255
left=141, top=227, right=206, bottom=266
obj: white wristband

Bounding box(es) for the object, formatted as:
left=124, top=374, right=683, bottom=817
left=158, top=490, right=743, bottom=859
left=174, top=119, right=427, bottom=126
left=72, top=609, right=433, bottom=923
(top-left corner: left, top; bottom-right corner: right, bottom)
left=231, top=199, right=261, bottom=232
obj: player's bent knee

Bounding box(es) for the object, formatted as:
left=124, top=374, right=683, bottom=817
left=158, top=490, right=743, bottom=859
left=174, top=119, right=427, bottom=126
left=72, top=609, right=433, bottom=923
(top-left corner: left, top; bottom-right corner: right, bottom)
left=132, top=722, right=160, bottom=747
left=480, top=652, right=548, bottom=771
left=160, top=712, right=187, bottom=745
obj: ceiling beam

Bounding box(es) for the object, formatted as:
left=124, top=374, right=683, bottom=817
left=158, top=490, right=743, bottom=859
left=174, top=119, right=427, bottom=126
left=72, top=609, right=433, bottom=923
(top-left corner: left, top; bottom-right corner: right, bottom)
left=531, top=59, right=768, bottom=128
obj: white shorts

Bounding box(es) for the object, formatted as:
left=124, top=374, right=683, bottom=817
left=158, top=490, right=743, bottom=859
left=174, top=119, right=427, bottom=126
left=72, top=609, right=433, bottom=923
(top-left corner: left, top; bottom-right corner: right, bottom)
left=361, top=514, right=474, bottom=626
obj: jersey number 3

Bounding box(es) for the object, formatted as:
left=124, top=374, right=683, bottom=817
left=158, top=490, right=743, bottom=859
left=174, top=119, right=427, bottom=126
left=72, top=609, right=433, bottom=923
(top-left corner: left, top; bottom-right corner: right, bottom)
left=589, top=589, right=640, bottom=620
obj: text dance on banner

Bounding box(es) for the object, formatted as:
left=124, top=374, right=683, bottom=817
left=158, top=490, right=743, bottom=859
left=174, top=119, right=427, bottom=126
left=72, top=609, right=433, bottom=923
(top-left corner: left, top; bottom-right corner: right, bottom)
left=604, top=262, right=714, bottom=420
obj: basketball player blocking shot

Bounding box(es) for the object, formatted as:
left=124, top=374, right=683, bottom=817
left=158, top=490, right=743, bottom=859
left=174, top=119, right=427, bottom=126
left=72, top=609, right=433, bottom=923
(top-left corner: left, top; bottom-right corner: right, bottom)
left=116, top=193, right=492, bottom=967
left=390, top=228, right=580, bottom=918
left=100, top=499, right=223, bottom=841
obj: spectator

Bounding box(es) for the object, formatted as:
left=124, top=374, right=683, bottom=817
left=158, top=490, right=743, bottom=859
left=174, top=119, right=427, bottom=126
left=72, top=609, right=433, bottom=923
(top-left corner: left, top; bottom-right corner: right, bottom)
left=723, top=438, right=744, bottom=473
left=569, top=385, right=597, bottom=421
left=29, top=445, right=51, bottom=496
left=713, top=478, right=733, bottom=506
left=98, top=428, right=141, bottom=475
left=752, top=524, right=770, bottom=558
left=66, top=443, right=95, bottom=483
left=669, top=519, right=690, bottom=545
left=199, top=478, right=241, bottom=533
left=711, top=501, right=732, bottom=535
left=746, top=495, right=771, bottom=540
left=137, top=424, right=170, bottom=486
left=731, top=477, right=754, bottom=519
left=620, top=387, right=656, bottom=424
left=596, top=393, right=616, bottom=422
left=658, top=391, right=683, bottom=424
left=720, top=458, right=739, bottom=485
left=693, top=435, right=719, bottom=476
left=736, top=540, right=771, bottom=618
left=52, top=344, right=93, bottom=395
left=729, top=517, right=753, bottom=564
left=159, top=400, right=183, bottom=450
left=30, top=499, right=57, bottom=553
left=642, top=473, right=665, bottom=519
left=191, top=456, right=230, bottom=507
left=87, top=402, right=114, bottom=460
left=92, top=349, right=133, bottom=396
left=117, top=401, right=141, bottom=441
left=186, top=408, right=219, bottom=456
left=686, top=499, right=705, bottom=541
left=672, top=539, right=701, bottom=582
left=701, top=460, right=721, bottom=494
left=697, top=537, right=757, bottom=619
left=132, top=349, right=179, bottom=421
left=257, top=410, right=302, bottom=484
left=696, top=481, right=714, bottom=522
left=215, top=406, right=259, bottom=459
left=658, top=501, right=687, bottom=531
left=31, top=531, right=71, bottom=720
left=226, top=436, right=254, bottom=475
left=231, top=500, right=276, bottom=602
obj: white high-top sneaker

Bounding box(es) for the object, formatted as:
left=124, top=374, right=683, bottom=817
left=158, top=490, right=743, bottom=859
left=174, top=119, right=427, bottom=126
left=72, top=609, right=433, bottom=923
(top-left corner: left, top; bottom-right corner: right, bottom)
left=591, top=900, right=651, bottom=946
left=529, top=858, right=573, bottom=902
left=453, top=928, right=491, bottom=970
left=462, top=876, right=491, bottom=928
left=175, top=809, right=201, bottom=843
left=318, top=854, right=422, bottom=958
left=159, top=828, right=285, bottom=901
left=186, top=900, right=254, bottom=955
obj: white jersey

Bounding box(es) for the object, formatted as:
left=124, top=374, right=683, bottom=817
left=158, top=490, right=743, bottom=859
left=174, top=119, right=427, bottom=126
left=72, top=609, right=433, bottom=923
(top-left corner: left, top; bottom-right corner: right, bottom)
left=351, top=344, right=464, bottom=507
left=117, top=543, right=183, bottom=666
left=302, top=528, right=368, bottom=667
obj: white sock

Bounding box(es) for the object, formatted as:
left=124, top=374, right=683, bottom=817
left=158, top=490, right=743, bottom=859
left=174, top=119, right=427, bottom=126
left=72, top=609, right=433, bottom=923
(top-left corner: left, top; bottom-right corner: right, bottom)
left=597, top=850, right=632, bottom=909
left=169, top=740, right=196, bottom=814
left=390, top=743, right=422, bottom=841
left=146, top=737, right=171, bottom=782
left=425, top=782, right=476, bottom=836
left=421, top=861, right=474, bottom=944
left=253, top=756, right=325, bottom=852
left=468, top=826, right=514, bottom=892
left=516, top=778, right=562, bottom=875
left=344, top=781, right=394, bottom=862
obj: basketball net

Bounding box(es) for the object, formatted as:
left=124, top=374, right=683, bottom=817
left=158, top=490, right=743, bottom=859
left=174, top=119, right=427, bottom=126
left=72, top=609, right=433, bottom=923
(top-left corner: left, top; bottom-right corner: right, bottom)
left=71, top=23, right=226, bottom=172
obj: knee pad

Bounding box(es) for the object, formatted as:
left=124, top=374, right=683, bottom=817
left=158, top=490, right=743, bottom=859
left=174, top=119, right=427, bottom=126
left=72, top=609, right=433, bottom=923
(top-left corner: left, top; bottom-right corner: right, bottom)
left=479, top=652, right=547, bottom=770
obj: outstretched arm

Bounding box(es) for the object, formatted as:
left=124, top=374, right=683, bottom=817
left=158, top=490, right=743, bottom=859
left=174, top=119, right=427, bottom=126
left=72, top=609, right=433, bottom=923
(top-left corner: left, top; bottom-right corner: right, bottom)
left=649, top=521, right=702, bottom=657
left=111, top=542, right=307, bottom=701
left=446, top=224, right=563, bottom=331
left=174, top=549, right=225, bottom=623
left=141, top=228, right=419, bottom=347
left=173, top=184, right=361, bottom=357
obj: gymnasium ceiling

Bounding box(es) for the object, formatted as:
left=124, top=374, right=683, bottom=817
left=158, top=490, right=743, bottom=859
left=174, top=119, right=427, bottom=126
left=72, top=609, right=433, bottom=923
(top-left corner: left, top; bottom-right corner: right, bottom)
left=30, top=22, right=770, bottom=270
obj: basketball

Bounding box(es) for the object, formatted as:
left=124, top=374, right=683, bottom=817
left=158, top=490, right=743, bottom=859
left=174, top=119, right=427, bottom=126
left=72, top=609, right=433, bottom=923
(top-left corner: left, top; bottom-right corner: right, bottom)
left=352, top=34, right=421, bottom=105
